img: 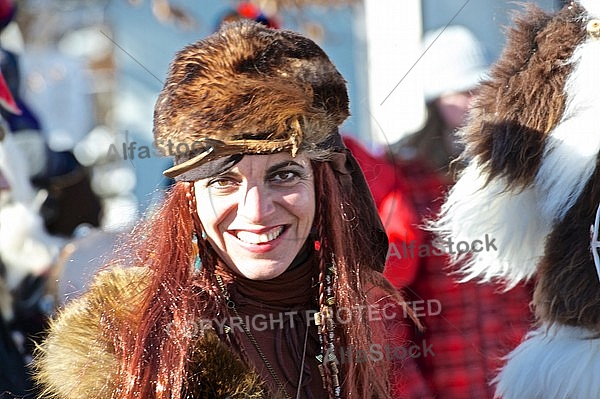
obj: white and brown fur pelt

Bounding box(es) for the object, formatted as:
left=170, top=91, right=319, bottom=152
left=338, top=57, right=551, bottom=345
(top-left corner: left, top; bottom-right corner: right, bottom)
left=432, top=1, right=600, bottom=398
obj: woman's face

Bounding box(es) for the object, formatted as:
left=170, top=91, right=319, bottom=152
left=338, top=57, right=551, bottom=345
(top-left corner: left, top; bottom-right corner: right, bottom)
left=435, top=90, right=477, bottom=130
left=194, top=152, right=315, bottom=280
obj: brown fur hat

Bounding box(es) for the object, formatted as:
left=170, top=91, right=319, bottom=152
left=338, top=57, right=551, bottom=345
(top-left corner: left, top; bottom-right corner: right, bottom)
left=154, top=20, right=349, bottom=178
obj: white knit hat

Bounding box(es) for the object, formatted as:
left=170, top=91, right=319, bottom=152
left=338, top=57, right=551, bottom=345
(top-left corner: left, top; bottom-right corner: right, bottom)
left=420, top=25, right=488, bottom=101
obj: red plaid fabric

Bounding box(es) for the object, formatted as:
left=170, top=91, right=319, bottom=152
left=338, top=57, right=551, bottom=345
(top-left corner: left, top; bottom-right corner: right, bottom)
left=345, top=137, right=534, bottom=399
left=396, top=159, right=533, bottom=399
left=344, top=137, right=422, bottom=287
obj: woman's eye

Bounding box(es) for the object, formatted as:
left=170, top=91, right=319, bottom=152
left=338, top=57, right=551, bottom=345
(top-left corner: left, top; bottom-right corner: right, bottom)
left=208, top=178, right=237, bottom=189
left=270, top=170, right=299, bottom=184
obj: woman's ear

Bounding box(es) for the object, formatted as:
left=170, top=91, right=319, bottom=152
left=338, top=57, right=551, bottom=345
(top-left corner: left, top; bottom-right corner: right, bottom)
left=187, top=181, right=207, bottom=241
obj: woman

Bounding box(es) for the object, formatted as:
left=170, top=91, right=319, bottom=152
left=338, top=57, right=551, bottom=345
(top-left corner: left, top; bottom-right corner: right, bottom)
left=34, top=20, right=408, bottom=399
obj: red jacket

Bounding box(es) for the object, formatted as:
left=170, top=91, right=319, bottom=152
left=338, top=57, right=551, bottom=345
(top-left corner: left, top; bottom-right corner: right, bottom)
left=344, top=136, right=533, bottom=399
left=343, top=136, right=421, bottom=288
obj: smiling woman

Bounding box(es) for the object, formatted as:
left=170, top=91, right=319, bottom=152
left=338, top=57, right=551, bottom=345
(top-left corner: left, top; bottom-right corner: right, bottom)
left=33, top=20, right=410, bottom=399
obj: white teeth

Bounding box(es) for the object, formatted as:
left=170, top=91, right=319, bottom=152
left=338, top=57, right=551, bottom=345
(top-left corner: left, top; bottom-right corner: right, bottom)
left=236, top=226, right=284, bottom=244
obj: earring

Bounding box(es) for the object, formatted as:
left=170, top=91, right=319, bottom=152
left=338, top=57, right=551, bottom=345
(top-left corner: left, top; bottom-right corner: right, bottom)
left=201, top=229, right=207, bottom=240
left=314, top=240, right=321, bottom=251
left=310, top=226, right=321, bottom=251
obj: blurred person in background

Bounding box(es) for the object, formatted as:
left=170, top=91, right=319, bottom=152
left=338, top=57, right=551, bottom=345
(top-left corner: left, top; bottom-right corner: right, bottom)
left=0, top=69, right=61, bottom=398
left=388, top=25, right=534, bottom=399
left=391, top=25, right=485, bottom=175
left=0, top=0, right=112, bottom=311
left=0, top=0, right=102, bottom=238
left=351, top=25, right=534, bottom=398
left=342, top=134, right=433, bottom=398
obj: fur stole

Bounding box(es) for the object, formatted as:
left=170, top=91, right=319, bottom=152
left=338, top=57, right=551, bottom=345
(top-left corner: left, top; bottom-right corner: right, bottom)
left=34, top=267, right=266, bottom=399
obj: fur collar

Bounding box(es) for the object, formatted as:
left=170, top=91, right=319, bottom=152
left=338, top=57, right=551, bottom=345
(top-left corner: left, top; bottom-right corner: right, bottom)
left=34, top=267, right=266, bottom=398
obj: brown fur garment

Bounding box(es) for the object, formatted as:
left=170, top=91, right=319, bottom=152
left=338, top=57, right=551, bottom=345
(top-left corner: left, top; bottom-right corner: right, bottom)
left=461, top=3, right=586, bottom=187
left=153, top=20, right=349, bottom=155
left=34, top=267, right=265, bottom=399
left=33, top=267, right=143, bottom=399
left=184, top=331, right=266, bottom=399
left=534, top=162, right=600, bottom=332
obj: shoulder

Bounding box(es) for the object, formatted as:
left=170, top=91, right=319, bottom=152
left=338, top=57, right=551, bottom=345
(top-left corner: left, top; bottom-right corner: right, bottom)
left=34, top=267, right=151, bottom=399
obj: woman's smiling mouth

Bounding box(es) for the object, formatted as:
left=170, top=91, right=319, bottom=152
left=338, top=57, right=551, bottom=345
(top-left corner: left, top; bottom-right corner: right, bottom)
left=233, top=225, right=286, bottom=245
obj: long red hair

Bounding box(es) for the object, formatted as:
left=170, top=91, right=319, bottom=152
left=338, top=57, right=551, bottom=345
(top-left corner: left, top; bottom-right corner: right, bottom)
left=108, top=160, right=404, bottom=398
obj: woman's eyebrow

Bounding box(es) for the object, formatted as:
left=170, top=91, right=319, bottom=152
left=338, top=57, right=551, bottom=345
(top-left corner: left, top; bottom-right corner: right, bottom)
left=265, top=161, right=305, bottom=174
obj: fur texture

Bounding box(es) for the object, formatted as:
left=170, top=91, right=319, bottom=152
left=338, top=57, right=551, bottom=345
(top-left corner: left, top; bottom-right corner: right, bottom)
left=434, top=163, right=549, bottom=286
left=433, top=3, right=587, bottom=286
left=534, top=162, right=600, bottom=330
left=154, top=20, right=348, bottom=156
left=34, top=267, right=144, bottom=399
left=494, top=325, right=600, bottom=399
left=535, top=35, right=600, bottom=222
left=531, top=30, right=600, bottom=330
left=432, top=1, right=600, bottom=397
left=462, top=4, right=584, bottom=187
left=184, top=332, right=266, bottom=399
left=34, top=267, right=266, bottom=399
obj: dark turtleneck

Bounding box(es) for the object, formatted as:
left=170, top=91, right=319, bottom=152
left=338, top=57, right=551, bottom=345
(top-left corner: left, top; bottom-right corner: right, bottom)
left=215, top=245, right=327, bottom=399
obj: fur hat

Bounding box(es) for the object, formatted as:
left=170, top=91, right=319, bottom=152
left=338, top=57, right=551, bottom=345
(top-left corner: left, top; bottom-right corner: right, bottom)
left=154, top=20, right=349, bottom=180
left=433, top=1, right=600, bottom=398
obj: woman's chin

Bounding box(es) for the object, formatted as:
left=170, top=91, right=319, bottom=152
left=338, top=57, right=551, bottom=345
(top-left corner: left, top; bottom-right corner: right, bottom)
left=232, top=260, right=290, bottom=281
left=241, top=268, right=287, bottom=281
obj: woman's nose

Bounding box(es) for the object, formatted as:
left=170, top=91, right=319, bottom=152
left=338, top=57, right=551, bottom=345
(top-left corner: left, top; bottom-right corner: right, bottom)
left=237, top=183, right=275, bottom=222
